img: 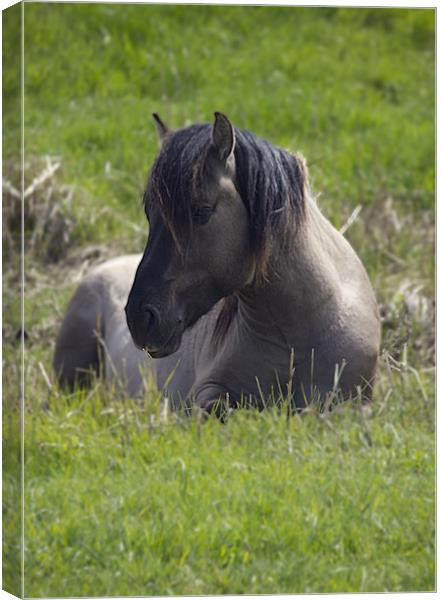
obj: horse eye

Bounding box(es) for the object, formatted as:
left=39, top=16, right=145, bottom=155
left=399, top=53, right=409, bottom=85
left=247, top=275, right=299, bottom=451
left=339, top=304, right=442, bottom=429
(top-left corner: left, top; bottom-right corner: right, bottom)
left=191, top=205, right=214, bottom=225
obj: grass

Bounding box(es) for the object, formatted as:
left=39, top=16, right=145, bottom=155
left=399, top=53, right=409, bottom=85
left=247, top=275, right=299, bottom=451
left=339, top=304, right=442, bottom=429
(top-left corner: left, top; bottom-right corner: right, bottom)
left=3, top=4, right=435, bottom=596
left=5, top=357, right=435, bottom=595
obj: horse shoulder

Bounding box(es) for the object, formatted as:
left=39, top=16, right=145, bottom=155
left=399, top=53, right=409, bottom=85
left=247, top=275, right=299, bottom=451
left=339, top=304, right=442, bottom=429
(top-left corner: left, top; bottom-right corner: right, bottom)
left=188, top=312, right=288, bottom=410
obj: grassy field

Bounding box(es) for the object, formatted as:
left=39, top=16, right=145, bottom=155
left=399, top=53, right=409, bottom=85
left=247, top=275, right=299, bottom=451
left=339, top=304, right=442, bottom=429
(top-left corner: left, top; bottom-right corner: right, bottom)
left=3, top=4, right=435, bottom=596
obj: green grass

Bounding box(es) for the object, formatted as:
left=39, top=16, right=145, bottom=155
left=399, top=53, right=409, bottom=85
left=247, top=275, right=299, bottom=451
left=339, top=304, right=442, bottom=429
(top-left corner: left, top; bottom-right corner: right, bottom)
left=14, top=5, right=435, bottom=235
left=3, top=4, right=435, bottom=596
left=5, top=360, right=435, bottom=596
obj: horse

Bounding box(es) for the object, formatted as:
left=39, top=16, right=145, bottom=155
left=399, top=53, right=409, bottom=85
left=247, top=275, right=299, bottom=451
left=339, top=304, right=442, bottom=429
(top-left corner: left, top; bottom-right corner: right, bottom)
left=53, top=112, right=381, bottom=414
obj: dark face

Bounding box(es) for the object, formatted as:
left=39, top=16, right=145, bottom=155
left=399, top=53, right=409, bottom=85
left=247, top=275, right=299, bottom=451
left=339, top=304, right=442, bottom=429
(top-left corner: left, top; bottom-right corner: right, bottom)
left=125, top=141, right=254, bottom=358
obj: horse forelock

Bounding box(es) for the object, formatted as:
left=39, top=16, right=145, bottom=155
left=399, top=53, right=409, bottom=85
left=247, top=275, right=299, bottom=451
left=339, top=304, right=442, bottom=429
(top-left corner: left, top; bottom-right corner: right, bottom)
left=144, top=124, right=211, bottom=253
left=143, top=121, right=309, bottom=270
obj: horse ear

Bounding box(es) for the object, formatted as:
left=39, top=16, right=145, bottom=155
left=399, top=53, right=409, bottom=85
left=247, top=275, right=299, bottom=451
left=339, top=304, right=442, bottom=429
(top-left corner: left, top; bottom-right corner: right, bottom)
left=212, top=112, right=235, bottom=163
left=152, top=113, right=169, bottom=141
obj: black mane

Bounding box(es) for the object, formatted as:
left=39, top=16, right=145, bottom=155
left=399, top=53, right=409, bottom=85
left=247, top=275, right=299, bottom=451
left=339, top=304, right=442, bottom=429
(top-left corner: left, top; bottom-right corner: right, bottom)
left=144, top=122, right=308, bottom=279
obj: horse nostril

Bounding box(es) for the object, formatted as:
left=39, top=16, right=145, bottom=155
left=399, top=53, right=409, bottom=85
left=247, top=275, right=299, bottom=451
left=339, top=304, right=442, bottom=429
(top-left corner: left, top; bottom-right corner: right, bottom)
left=141, top=304, right=159, bottom=334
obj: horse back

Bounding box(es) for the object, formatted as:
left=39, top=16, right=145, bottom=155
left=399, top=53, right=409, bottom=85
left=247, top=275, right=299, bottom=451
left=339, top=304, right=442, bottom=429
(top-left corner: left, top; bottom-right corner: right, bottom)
left=53, top=254, right=144, bottom=390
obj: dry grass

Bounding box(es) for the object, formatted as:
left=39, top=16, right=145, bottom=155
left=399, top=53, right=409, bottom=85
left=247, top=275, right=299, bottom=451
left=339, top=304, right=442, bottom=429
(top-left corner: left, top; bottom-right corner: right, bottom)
left=2, top=156, right=76, bottom=264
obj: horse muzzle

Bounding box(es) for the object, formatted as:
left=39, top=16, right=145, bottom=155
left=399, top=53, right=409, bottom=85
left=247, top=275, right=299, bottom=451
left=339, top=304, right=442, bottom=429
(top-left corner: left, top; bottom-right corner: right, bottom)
left=125, top=302, right=183, bottom=357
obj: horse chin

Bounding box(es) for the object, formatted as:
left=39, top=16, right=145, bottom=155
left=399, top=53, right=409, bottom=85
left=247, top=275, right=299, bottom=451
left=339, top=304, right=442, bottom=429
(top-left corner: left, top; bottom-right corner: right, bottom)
left=143, top=330, right=183, bottom=359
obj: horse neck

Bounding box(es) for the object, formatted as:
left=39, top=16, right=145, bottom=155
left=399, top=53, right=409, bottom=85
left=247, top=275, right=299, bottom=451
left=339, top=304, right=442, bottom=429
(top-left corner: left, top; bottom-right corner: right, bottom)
left=237, top=197, right=342, bottom=347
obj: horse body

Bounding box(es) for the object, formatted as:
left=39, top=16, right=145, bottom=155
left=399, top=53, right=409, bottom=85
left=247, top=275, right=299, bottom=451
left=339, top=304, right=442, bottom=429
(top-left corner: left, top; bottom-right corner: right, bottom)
left=161, top=193, right=379, bottom=409
left=53, top=255, right=149, bottom=396
left=54, top=113, right=380, bottom=412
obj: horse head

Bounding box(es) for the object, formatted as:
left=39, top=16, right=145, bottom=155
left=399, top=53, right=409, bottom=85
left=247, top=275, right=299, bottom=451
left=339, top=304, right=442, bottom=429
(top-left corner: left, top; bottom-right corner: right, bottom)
left=125, top=113, right=255, bottom=357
